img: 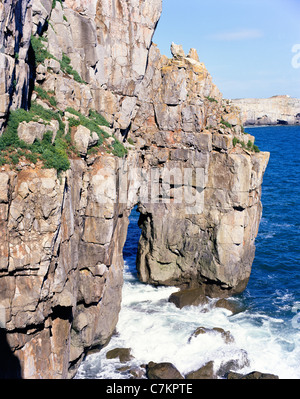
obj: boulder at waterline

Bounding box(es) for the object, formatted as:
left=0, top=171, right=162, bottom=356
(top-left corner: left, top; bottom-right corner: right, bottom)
left=129, top=367, right=146, bottom=379
left=168, top=287, right=208, bottom=309
left=227, top=371, right=279, bottom=379
left=215, top=298, right=244, bottom=314
left=146, top=362, right=184, bottom=380
left=189, top=326, right=235, bottom=344
left=216, top=350, right=250, bottom=378
left=185, top=361, right=215, bottom=379
left=106, top=348, right=134, bottom=363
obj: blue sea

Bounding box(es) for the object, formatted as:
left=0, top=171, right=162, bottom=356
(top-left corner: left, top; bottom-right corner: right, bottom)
left=76, top=126, right=300, bottom=379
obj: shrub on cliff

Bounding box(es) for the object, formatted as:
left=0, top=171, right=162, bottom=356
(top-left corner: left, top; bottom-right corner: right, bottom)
left=31, top=35, right=53, bottom=66
left=34, top=86, right=57, bottom=107
left=31, top=33, right=86, bottom=84
left=66, top=107, right=115, bottom=146
left=253, top=144, right=260, bottom=153
left=0, top=104, right=70, bottom=172
left=111, top=138, right=128, bottom=157
left=59, top=54, right=86, bottom=84
left=232, top=137, right=260, bottom=153
left=221, top=119, right=232, bottom=129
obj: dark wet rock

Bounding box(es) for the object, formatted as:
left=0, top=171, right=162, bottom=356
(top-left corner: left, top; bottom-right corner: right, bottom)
left=212, top=327, right=235, bottom=344
left=106, top=348, right=134, bottom=363
left=215, top=298, right=244, bottom=314
left=146, top=362, right=184, bottom=379
left=227, top=371, right=279, bottom=379
left=117, top=365, right=131, bottom=372
left=168, top=287, right=208, bottom=309
left=216, top=350, right=250, bottom=378
left=189, top=326, right=235, bottom=344
left=185, top=361, right=215, bottom=379
left=129, top=367, right=146, bottom=379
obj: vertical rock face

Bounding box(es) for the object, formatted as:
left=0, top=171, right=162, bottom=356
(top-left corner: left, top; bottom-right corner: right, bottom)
left=0, top=0, right=33, bottom=129
left=94, top=0, right=162, bottom=92
left=0, top=160, right=128, bottom=378
left=0, top=1, right=269, bottom=379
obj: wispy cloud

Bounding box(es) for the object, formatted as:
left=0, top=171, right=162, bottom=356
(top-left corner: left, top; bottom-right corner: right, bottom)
left=209, top=29, right=264, bottom=41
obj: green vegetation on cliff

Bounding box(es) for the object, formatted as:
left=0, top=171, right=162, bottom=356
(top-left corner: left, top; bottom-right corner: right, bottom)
left=0, top=90, right=127, bottom=172
left=0, top=102, right=70, bottom=171
left=1, top=28, right=129, bottom=172
left=31, top=34, right=86, bottom=84
left=233, top=137, right=260, bottom=153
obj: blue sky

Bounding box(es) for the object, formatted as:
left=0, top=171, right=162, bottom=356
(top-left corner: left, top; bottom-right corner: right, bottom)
left=153, top=0, right=300, bottom=99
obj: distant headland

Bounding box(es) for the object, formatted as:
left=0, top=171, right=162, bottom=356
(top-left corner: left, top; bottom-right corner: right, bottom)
left=230, top=95, right=300, bottom=126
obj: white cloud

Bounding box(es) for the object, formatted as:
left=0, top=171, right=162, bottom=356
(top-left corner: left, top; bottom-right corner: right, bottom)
left=209, top=29, right=264, bottom=41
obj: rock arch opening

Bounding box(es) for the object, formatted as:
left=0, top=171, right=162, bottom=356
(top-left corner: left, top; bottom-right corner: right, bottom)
left=122, top=205, right=142, bottom=278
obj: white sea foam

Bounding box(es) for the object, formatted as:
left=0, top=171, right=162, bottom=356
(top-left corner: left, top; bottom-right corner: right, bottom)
left=76, top=262, right=300, bottom=380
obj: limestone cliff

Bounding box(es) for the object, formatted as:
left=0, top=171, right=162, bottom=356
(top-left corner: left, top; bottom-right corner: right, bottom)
left=0, top=0, right=269, bottom=379
left=231, top=95, right=300, bottom=126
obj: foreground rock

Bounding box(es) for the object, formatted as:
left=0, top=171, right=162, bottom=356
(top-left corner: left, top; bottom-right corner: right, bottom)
left=215, top=298, right=244, bottom=314
left=106, top=348, right=133, bottom=363
left=227, top=371, right=279, bottom=379
left=189, top=327, right=235, bottom=344
left=216, top=351, right=250, bottom=378
left=169, top=288, right=208, bottom=309
left=185, top=361, right=215, bottom=379
left=146, top=362, right=184, bottom=380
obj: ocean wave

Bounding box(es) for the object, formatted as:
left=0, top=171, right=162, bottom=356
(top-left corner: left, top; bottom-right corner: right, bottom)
left=76, top=267, right=300, bottom=379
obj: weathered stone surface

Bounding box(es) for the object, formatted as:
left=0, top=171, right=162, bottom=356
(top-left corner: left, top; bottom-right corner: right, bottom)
left=215, top=298, right=244, bottom=314
left=169, top=288, right=208, bottom=309
left=171, top=42, right=185, bottom=59
left=185, top=361, right=215, bottom=379
left=0, top=0, right=32, bottom=129
left=73, top=125, right=94, bottom=156
left=0, top=158, right=130, bottom=378
left=131, top=44, right=269, bottom=295
left=106, top=348, right=133, bottom=363
left=189, top=326, right=235, bottom=345
left=0, top=173, right=9, bottom=203
left=17, top=121, right=58, bottom=144
left=216, top=350, right=250, bottom=378
left=227, top=371, right=279, bottom=380
left=146, top=362, right=184, bottom=380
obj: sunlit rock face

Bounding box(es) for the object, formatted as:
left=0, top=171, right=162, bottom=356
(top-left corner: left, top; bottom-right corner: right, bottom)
left=0, top=0, right=269, bottom=379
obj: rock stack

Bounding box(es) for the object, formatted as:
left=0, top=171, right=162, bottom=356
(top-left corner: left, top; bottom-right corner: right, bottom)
left=0, top=0, right=269, bottom=378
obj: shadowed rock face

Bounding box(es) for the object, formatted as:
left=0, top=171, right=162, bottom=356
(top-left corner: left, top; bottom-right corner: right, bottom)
left=0, top=1, right=269, bottom=378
